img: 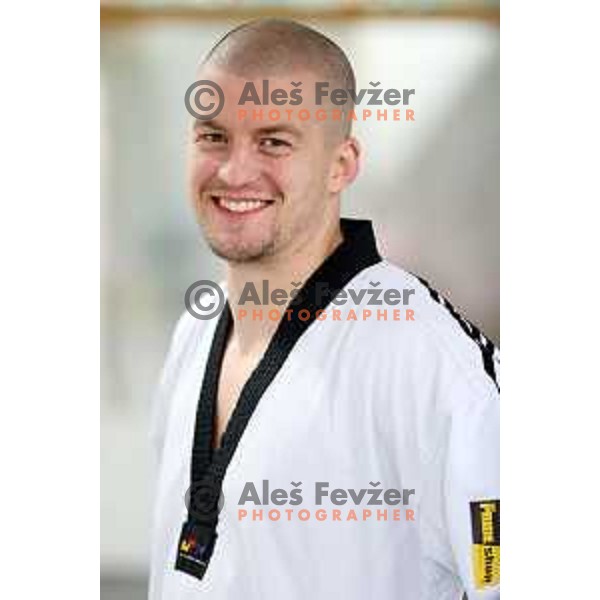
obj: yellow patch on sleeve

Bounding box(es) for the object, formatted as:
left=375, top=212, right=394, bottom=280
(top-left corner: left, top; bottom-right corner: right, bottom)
left=470, top=500, right=500, bottom=589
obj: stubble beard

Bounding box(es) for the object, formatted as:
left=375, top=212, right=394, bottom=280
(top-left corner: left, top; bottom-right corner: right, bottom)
left=201, top=218, right=281, bottom=264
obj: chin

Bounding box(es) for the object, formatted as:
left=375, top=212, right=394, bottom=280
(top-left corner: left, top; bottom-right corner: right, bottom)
left=206, top=235, right=277, bottom=263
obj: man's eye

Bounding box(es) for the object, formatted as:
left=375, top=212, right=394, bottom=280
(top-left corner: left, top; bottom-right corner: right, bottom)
left=260, top=137, right=292, bottom=154
left=196, top=132, right=226, bottom=144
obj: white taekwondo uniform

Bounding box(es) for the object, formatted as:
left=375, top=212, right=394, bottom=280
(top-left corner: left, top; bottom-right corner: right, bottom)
left=149, top=218, right=500, bottom=600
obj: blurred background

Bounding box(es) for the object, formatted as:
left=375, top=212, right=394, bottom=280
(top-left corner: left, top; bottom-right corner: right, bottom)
left=101, top=1, right=499, bottom=598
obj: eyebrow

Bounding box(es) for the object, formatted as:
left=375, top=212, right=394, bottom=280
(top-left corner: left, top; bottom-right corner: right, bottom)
left=193, top=120, right=303, bottom=140
left=193, top=119, right=226, bottom=131
left=255, top=125, right=303, bottom=139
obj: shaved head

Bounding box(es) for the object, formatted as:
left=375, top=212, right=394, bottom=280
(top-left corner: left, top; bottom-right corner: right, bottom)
left=201, top=19, right=356, bottom=138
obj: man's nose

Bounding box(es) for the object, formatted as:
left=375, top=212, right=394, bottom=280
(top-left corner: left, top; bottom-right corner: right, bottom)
left=217, top=143, right=259, bottom=188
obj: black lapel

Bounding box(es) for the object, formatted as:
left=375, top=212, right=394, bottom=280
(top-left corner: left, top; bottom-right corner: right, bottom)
left=191, top=218, right=381, bottom=482
left=176, top=218, right=381, bottom=580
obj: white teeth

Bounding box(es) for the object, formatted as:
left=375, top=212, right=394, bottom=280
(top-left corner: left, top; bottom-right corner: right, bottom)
left=216, top=198, right=269, bottom=213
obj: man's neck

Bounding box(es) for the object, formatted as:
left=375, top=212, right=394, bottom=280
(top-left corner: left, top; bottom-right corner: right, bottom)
left=225, top=220, right=343, bottom=356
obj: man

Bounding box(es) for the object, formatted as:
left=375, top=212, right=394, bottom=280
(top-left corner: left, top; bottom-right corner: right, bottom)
left=149, top=19, right=499, bottom=600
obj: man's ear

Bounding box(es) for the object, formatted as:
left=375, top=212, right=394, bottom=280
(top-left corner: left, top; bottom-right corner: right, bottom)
left=328, top=136, right=361, bottom=194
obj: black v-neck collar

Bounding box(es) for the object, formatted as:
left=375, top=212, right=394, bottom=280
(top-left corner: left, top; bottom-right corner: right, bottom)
left=190, top=218, right=381, bottom=483
left=176, top=218, right=381, bottom=580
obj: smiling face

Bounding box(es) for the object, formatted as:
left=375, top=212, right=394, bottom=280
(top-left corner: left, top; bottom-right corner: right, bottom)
left=187, top=67, right=358, bottom=263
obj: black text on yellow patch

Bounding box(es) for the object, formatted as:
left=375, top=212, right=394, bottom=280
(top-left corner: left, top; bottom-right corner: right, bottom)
left=470, top=500, right=500, bottom=589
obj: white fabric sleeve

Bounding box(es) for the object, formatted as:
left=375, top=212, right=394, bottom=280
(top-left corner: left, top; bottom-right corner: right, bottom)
left=443, top=376, right=500, bottom=599
left=149, top=311, right=192, bottom=472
